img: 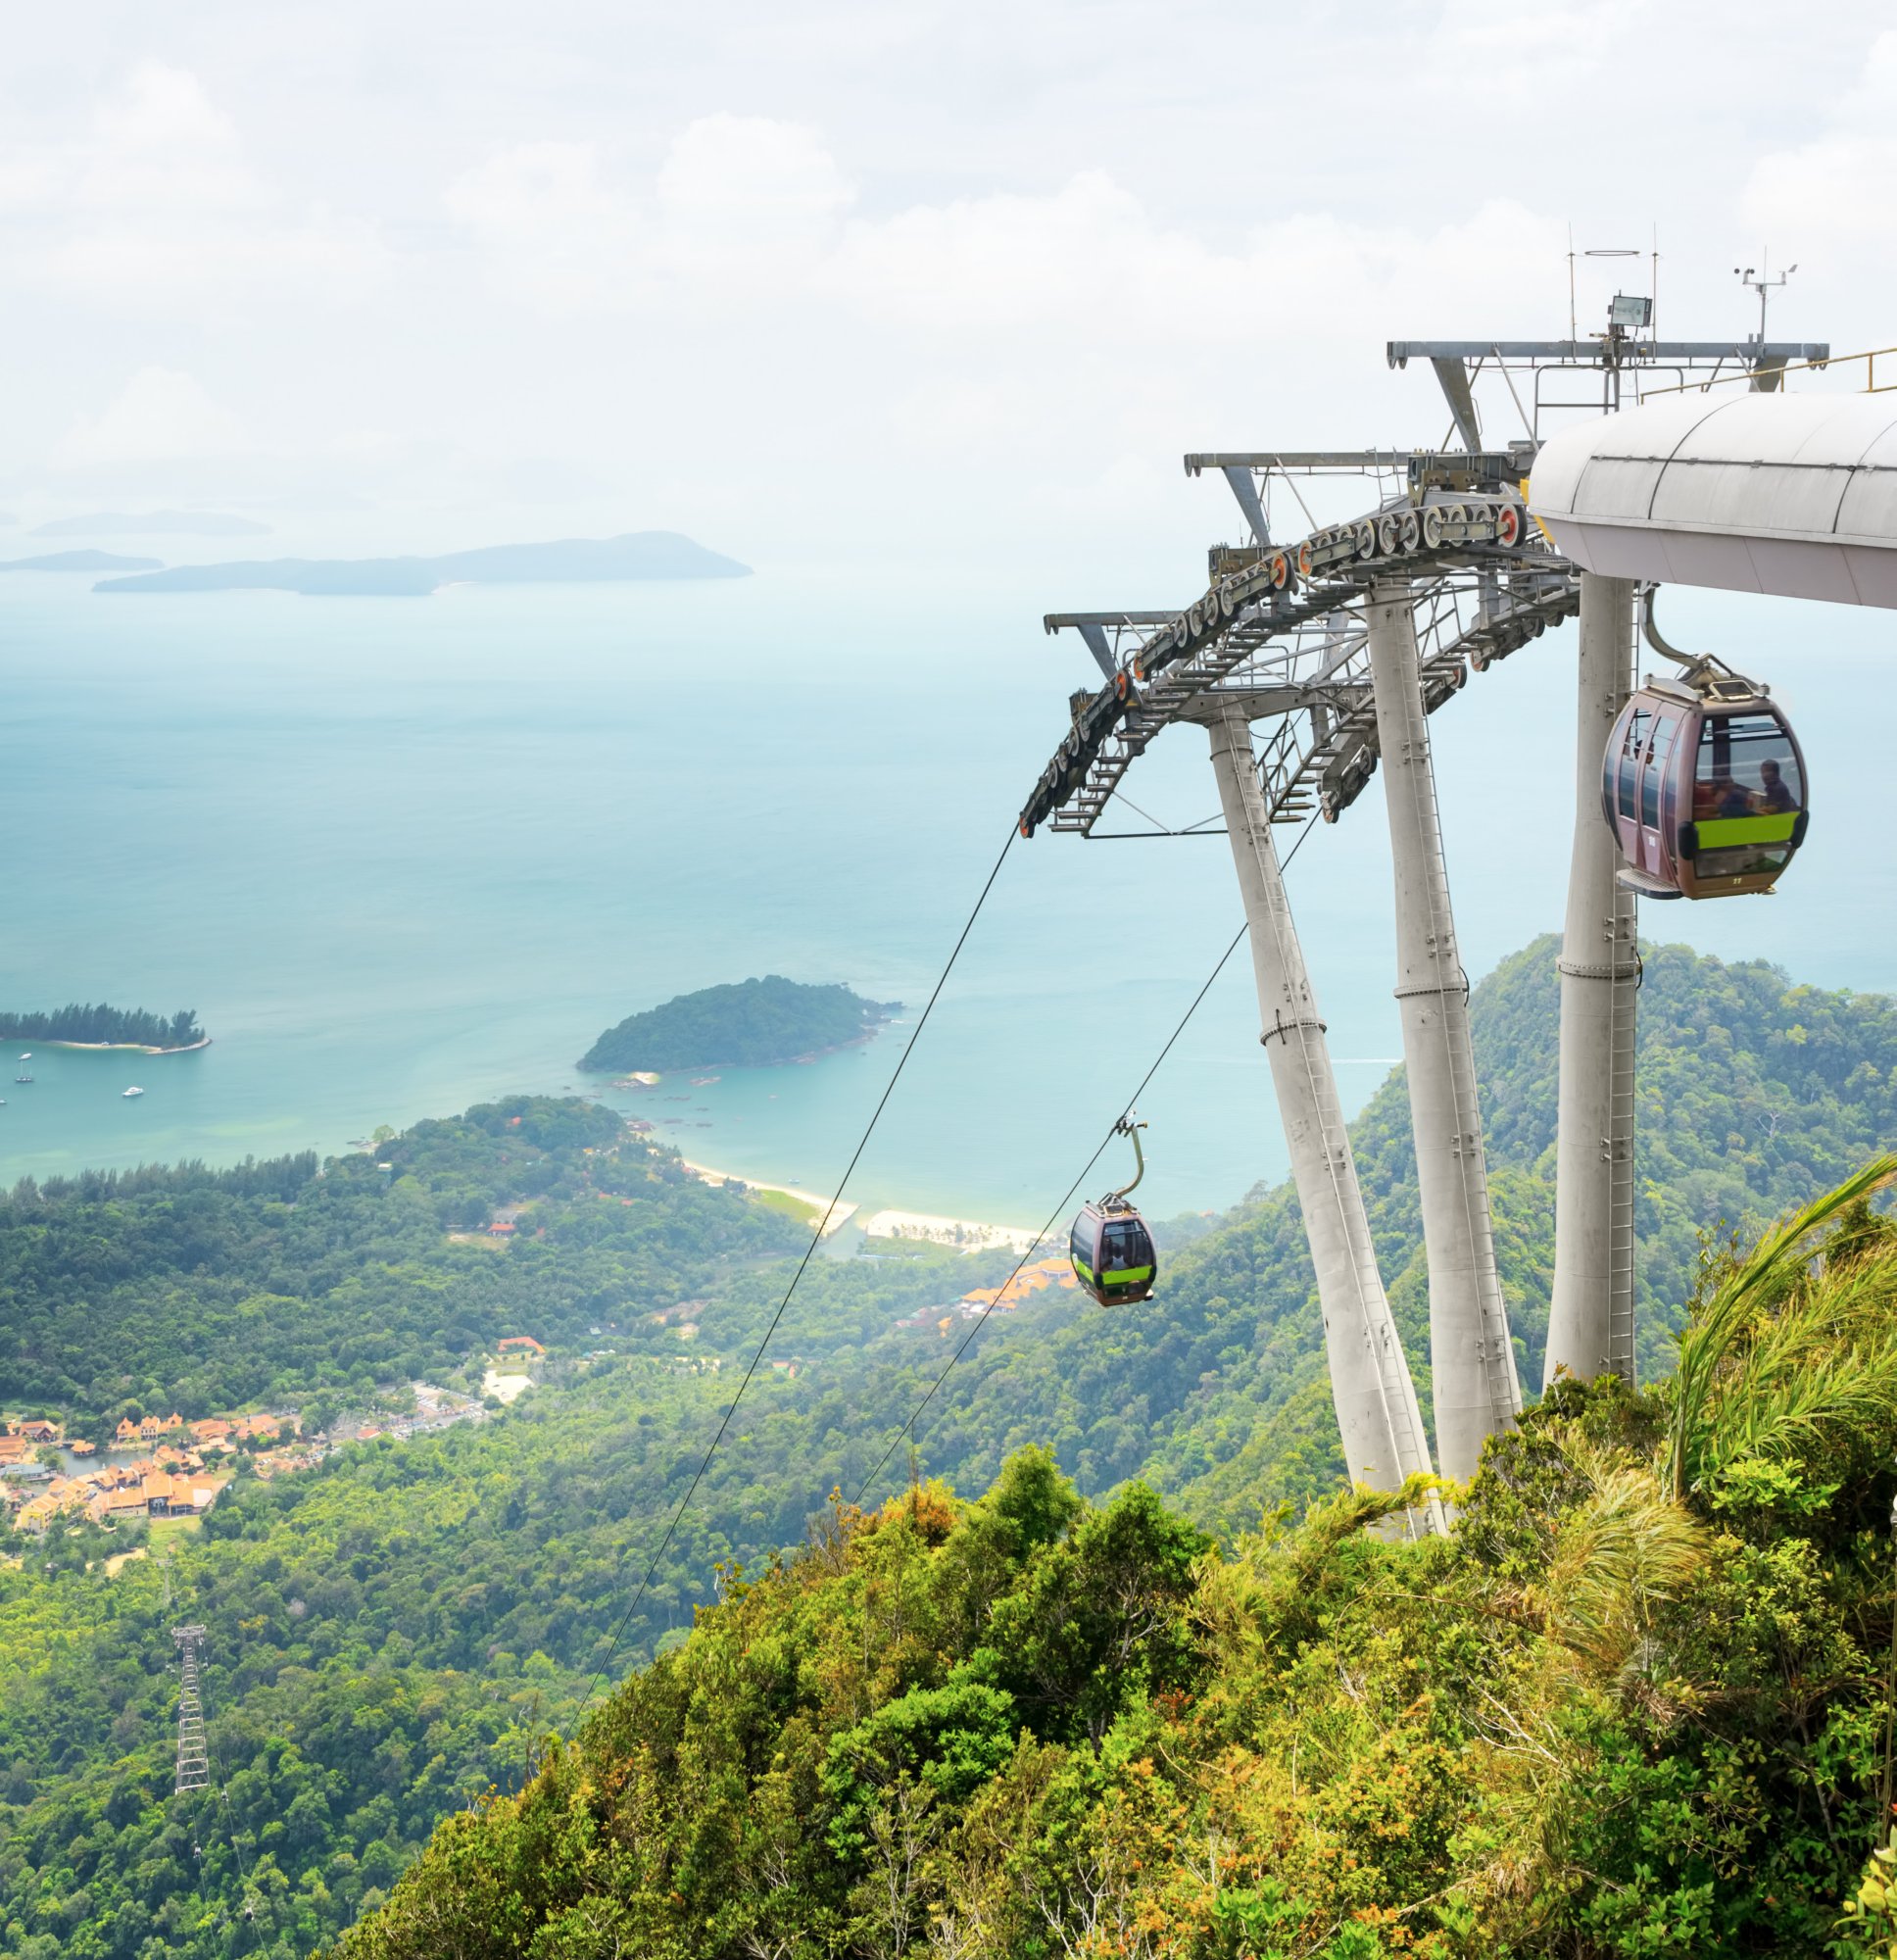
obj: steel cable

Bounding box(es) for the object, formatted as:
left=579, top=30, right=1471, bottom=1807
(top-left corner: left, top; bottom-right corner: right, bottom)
left=566, top=824, right=1019, bottom=1723
left=851, top=805, right=1324, bottom=1508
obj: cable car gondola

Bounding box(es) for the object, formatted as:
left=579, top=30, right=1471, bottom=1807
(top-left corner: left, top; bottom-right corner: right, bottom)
left=1069, top=1116, right=1157, bottom=1307
left=1602, top=590, right=1809, bottom=902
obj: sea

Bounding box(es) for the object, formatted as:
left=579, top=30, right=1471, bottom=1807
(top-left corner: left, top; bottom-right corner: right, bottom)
left=4, top=566, right=1891, bottom=1227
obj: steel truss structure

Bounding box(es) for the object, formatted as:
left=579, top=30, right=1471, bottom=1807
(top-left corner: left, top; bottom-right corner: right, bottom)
left=173, top=1623, right=212, bottom=1793
left=1018, top=320, right=1827, bottom=1509
left=1027, top=457, right=1575, bottom=844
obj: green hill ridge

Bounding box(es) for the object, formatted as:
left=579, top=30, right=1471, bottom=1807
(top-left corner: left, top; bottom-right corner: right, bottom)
left=2, top=936, right=1894, bottom=1956
left=340, top=1190, right=1897, bottom=1957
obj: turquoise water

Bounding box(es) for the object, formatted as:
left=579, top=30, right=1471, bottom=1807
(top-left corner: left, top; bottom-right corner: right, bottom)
left=3, top=569, right=1890, bottom=1224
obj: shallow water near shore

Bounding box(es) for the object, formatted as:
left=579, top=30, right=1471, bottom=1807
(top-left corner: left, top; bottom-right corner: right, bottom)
left=3, top=567, right=1890, bottom=1223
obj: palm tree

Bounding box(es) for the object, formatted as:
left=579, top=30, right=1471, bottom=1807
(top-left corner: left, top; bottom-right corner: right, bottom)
left=1667, top=1154, right=1897, bottom=1505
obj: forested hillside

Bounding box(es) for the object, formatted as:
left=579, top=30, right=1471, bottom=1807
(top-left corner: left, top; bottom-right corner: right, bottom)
left=3, top=938, right=1894, bottom=1957
left=0, top=1097, right=812, bottom=1423
left=344, top=1185, right=1897, bottom=1958
left=873, top=934, right=1897, bottom=1536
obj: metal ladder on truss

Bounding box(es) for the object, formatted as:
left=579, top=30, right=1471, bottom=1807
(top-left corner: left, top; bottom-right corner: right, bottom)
left=1604, top=896, right=1639, bottom=1383
left=173, top=1625, right=211, bottom=1793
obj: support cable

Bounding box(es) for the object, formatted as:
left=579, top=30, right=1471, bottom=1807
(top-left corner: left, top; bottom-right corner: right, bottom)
left=566, top=825, right=1019, bottom=1722
left=851, top=807, right=1324, bottom=1508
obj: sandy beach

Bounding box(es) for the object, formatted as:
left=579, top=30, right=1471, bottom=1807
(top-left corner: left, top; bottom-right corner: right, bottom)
left=22, top=1037, right=214, bottom=1055
left=859, top=1207, right=1047, bottom=1254
left=680, top=1159, right=859, bottom=1236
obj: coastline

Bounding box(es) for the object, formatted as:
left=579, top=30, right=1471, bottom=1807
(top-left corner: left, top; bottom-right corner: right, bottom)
left=677, top=1152, right=1045, bottom=1256
left=581, top=1011, right=900, bottom=1079
left=678, top=1158, right=859, bottom=1236
left=858, top=1207, right=1046, bottom=1255
left=3, top=1036, right=213, bottom=1055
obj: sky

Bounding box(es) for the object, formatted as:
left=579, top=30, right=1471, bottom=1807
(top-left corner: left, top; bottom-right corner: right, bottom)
left=2, top=1, right=1892, bottom=584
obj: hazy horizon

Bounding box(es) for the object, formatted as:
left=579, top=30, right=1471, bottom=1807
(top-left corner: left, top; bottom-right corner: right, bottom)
left=2, top=3, right=1892, bottom=592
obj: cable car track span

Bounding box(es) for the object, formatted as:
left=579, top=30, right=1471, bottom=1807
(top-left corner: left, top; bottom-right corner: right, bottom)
left=1021, top=462, right=1580, bottom=843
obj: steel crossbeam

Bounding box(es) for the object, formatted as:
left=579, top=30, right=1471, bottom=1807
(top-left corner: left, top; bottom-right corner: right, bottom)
left=1024, top=475, right=1578, bottom=841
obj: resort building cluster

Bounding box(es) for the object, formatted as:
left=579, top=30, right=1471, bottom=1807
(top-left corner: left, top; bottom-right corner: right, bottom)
left=0, top=1411, right=305, bottom=1536
left=893, top=1255, right=1080, bottom=1334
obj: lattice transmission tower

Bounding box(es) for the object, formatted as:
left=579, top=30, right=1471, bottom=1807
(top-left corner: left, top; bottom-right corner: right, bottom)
left=172, top=1624, right=212, bottom=1793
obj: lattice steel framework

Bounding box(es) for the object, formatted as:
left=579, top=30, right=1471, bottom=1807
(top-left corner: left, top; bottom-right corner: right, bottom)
left=1018, top=318, right=1829, bottom=1498
left=172, top=1624, right=211, bottom=1794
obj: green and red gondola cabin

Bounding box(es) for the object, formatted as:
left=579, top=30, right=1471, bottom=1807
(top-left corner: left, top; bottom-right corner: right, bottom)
left=1069, top=1202, right=1156, bottom=1307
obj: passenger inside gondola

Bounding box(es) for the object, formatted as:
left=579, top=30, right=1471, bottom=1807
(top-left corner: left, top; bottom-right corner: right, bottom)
left=1693, top=714, right=1805, bottom=879
left=1759, top=758, right=1797, bottom=811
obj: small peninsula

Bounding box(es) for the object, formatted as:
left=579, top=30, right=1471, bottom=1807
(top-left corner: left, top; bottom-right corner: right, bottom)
left=580, top=977, right=899, bottom=1072
left=93, top=531, right=751, bottom=598
left=0, top=1004, right=208, bottom=1053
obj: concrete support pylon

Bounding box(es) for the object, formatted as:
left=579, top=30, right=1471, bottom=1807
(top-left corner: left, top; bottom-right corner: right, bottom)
left=1546, top=572, right=1640, bottom=1388
left=1363, top=584, right=1522, bottom=1481
left=1206, top=706, right=1439, bottom=1519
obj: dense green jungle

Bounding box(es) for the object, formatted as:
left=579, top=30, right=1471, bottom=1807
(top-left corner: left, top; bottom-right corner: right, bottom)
left=3, top=934, right=1896, bottom=1958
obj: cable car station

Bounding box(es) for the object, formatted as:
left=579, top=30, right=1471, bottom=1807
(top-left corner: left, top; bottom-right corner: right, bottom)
left=1022, top=302, right=1897, bottom=1523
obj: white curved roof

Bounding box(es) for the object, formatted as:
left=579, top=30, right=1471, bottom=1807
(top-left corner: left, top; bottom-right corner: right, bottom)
left=1529, top=392, right=1897, bottom=608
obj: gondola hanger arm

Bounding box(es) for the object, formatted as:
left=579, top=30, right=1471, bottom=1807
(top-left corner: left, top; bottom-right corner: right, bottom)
left=1640, top=584, right=1764, bottom=699
left=1107, top=1112, right=1147, bottom=1201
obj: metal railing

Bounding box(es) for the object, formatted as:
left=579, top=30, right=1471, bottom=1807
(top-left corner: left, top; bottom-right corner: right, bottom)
left=1635, top=345, right=1897, bottom=402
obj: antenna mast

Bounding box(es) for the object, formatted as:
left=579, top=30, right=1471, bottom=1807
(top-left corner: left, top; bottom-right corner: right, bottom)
left=1736, top=255, right=1797, bottom=343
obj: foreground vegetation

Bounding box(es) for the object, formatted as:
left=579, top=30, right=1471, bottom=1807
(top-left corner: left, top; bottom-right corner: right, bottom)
left=344, top=1166, right=1897, bottom=1957
left=2, top=938, right=1894, bottom=1955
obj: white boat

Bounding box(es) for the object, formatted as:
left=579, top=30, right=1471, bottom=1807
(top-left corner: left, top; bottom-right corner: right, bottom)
left=122, top=1086, right=144, bottom=1099
left=17, top=1053, right=28, bottom=1061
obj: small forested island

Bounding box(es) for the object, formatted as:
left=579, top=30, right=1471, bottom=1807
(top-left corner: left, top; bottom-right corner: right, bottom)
left=0, top=1003, right=207, bottom=1051
left=580, top=975, right=899, bottom=1072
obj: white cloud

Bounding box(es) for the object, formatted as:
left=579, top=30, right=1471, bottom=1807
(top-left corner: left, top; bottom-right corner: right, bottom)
left=54, top=368, right=248, bottom=469
left=447, top=123, right=1562, bottom=358
left=655, top=115, right=854, bottom=273
left=444, top=141, right=643, bottom=308
left=445, top=115, right=853, bottom=307
left=0, top=61, right=382, bottom=310
left=1744, top=31, right=1897, bottom=245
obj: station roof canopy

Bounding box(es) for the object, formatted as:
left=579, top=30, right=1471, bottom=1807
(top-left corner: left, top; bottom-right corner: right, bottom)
left=1529, top=393, right=1897, bottom=609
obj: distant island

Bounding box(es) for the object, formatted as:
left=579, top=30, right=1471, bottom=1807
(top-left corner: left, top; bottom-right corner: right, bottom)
left=0, top=1004, right=208, bottom=1053
left=579, top=977, right=899, bottom=1072
left=34, top=510, right=270, bottom=539
left=93, top=531, right=752, bottom=598
left=0, top=550, right=163, bottom=573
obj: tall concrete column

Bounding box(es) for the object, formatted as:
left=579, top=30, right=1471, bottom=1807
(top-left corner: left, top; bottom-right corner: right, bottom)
left=1546, top=571, right=1640, bottom=1387
left=1364, top=584, right=1522, bottom=1480
left=1206, top=706, right=1439, bottom=1515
